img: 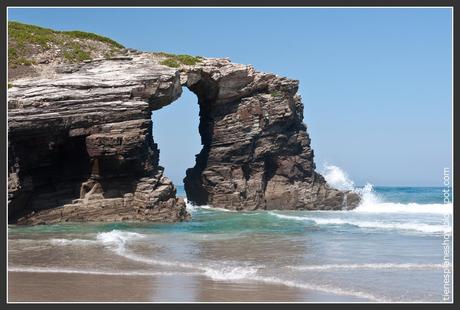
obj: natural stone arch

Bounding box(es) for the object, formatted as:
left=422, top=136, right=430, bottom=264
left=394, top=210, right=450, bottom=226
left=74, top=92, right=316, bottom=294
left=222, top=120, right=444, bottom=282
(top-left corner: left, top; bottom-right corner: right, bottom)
left=7, top=52, right=359, bottom=225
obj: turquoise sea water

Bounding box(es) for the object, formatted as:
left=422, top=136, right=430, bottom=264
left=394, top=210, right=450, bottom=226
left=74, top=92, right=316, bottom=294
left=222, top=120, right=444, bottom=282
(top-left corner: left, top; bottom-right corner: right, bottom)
left=8, top=184, right=453, bottom=302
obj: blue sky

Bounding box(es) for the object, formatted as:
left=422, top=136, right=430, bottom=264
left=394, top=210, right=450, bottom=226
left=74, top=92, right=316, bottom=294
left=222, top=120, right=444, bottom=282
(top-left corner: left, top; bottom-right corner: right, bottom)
left=8, top=8, right=452, bottom=186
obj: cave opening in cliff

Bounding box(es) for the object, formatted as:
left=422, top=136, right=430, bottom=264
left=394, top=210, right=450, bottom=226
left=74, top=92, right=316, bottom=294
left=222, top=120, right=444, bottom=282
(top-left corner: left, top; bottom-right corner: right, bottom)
left=152, top=87, right=202, bottom=193
left=56, top=135, right=91, bottom=182
left=10, top=134, right=92, bottom=219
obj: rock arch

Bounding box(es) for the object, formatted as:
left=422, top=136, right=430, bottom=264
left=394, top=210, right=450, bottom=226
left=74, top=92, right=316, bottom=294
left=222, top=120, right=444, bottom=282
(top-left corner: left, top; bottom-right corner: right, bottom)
left=7, top=53, right=359, bottom=224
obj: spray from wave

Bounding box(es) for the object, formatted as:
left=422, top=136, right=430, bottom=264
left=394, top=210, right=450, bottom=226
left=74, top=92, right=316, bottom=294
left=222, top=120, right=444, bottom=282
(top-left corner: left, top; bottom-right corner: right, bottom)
left=322, top=164, right=356, bottom=191
left=322, top=163, right=452, bottom=214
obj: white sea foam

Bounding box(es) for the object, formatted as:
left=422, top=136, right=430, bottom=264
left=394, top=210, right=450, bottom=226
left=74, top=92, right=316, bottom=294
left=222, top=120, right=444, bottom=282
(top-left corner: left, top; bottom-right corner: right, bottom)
left=242, top=212, right=261, bottom=216
left=267, top=212, right=450, bottom=234
left=322, top=164, right=355, bottom=191
left=355, top=201, right=452, bottom=214
left=95, top=230, right=145, bottom=253
left=204, top=266, right=259, bottom=281
left=184, top=198, right=197, bottom=212
left=251, top=275, right=383, bottom=301
left=50, top=238, right=98, bottom=246
left=323, top=164, right=453, bottom=214
left=185, top=200, right=234, bottom=213
left=313, top=218, right=450, bottom=234
left=354, top=182, right=452, bottom=214
left=198, top=205, right=235, bottom=212
left=267, top=212, right=307, bottom=221
left=94, top=230, right=259, bottom=280
left=8, top=266, right=200, bottom=277
left=287, top=263, right=443, bottom=271
left=116, top=251, right=194, bottom=268
left=114, top=250, right=260, bottom=281
left=96, top=230, right=145, bottom=244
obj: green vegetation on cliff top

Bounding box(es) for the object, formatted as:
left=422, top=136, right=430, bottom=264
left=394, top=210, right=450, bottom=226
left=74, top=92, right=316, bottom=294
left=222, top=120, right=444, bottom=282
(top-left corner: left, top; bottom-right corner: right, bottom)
left=8, top=21, right=124, bottom=66
left=8, top=21, right=202, bottom=80
left=157, top=52, right=202, bottom=68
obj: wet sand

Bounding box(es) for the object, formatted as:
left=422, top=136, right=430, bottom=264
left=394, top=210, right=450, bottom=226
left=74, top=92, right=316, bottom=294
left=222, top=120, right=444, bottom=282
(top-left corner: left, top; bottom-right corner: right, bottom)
left=8, top=271, right=363, bottom=302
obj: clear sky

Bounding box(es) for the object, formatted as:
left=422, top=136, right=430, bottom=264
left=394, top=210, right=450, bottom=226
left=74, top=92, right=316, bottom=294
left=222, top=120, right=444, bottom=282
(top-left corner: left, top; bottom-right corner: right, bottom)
left=8, top=8, right=452, bottom=186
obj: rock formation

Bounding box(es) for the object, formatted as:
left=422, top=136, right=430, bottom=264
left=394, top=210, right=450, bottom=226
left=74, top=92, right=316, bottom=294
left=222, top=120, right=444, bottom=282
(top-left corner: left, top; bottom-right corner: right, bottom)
left=181, top=58, right=360, bottom=210
left=8, top=51, right=360, bottom=225
left=8, top=54, right=187, bottom=224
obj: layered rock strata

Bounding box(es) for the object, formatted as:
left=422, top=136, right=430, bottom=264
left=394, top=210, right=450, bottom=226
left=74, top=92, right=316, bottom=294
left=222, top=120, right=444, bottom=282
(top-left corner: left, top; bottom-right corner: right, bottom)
left=8, top=52, right=360, bottom=224
left=182, top=58, right=360, bottom=210
left=8, top=55, right=188, bottom=224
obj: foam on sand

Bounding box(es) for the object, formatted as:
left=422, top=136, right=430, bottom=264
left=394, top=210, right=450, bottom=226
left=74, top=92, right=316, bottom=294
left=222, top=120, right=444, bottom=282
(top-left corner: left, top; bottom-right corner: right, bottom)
left=8, top=265, right=200, bottom=277
left=50, top=238, right=98, bottom=246
left=287, top=263, right=443, bottom=271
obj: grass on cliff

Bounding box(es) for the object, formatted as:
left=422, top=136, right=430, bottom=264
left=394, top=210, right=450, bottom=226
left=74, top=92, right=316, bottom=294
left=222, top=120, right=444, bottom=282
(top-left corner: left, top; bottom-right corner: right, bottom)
left=157, top=52, right=202, bottom=68
left=270, top=91, right=283, bottom=97
left=8, top=21, right=125, bottom=67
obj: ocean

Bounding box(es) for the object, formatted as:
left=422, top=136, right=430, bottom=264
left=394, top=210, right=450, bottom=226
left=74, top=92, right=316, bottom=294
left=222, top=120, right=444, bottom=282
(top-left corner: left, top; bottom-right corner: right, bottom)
left=8, top=167, right=453, bottom=302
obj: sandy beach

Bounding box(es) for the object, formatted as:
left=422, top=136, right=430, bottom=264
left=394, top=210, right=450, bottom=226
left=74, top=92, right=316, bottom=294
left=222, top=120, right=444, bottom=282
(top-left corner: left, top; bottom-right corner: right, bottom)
left=8, top=271, right=362, bottom=302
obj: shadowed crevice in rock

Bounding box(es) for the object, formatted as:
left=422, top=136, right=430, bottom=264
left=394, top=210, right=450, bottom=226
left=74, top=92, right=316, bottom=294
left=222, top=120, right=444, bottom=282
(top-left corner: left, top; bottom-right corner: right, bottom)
left=182, top=73, right=218, bottom=206
left=8, top=134, right=92, bottom=220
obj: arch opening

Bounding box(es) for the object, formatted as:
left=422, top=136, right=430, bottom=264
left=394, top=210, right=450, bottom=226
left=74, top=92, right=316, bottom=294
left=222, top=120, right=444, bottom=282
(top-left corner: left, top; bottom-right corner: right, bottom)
left=152, top=87, right=202, bottom=198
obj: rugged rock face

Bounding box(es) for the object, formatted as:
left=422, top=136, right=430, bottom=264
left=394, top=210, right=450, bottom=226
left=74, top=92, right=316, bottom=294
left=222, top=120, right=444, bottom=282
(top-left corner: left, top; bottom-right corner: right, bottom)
left=182, top=58, right=360, bottom=210
left=8, top=51, right=360, bottom=224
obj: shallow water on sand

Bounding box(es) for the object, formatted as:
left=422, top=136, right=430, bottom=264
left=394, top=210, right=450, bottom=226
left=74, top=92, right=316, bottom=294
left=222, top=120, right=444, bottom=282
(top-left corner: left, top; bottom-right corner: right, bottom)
left=8, top=185, right=453, bottom=302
